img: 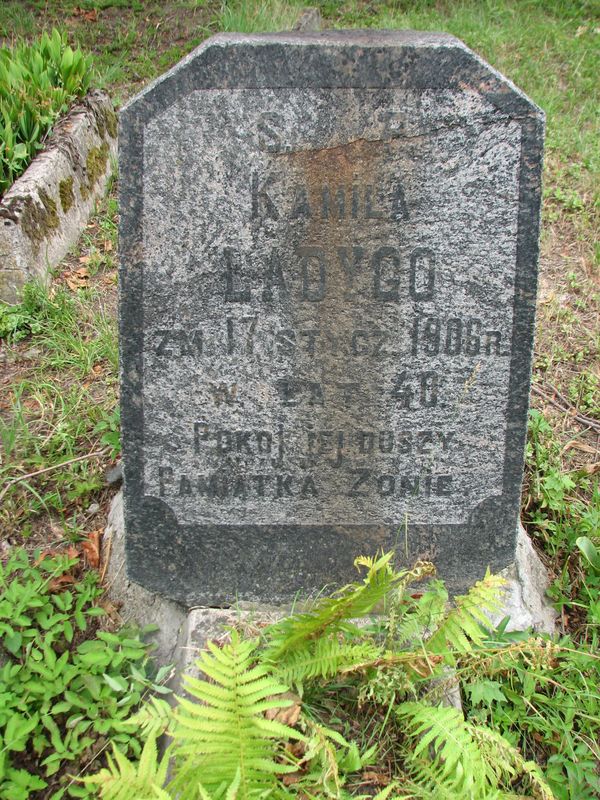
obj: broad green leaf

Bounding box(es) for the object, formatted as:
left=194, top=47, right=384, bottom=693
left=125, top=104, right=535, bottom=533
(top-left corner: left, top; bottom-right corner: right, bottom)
left=576, top=536, right=600, bottom=571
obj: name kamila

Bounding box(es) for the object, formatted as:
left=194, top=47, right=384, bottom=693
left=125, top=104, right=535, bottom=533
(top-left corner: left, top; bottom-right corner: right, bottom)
left=157, top=468, right=453, bottom=499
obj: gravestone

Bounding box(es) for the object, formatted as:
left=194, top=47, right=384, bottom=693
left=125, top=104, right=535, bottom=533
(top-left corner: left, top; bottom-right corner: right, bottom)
left=119, top=30, right=544, bottom=607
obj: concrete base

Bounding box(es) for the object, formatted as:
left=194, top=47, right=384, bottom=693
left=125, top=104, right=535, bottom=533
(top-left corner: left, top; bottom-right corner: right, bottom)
left=102, top=493, right=282, bottom=684
left=497, top=524, right=556, bottom=633
left=102, top=492, right=187, bottom=669
left=102, top=491, right=555, bottom=684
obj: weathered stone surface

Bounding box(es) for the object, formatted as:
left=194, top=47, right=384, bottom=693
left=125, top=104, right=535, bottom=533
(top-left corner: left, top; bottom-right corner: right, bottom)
left=119, top=31, right=544, bottom=606
left=0, top=90, right=117, bottom=302
left=496, top=524, right=556, bottom=634
left=105, top=461, right=123, bottom=486
left=103, top=491, right=282, bottom=681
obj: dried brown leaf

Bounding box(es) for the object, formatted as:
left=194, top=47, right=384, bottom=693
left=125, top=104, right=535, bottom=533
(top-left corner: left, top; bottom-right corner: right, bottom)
left=582, top=462, right=600, bottom=475
left=282, top=773, right=302, bottom=786
left=82, top=530, right=101, bottom=568
left=264, top=691, right=302, bottom=726
left=49, top=574, right=76, bottom=592
left=73, top=6, right=98, bottom=22
left=360, top=771, right=390, bottom=786
left=561, top=440, right=598, bottom=456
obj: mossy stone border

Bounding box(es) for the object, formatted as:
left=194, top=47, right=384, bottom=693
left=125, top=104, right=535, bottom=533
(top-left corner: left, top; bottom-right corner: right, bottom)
left=0, top=90, right=117, bottom=303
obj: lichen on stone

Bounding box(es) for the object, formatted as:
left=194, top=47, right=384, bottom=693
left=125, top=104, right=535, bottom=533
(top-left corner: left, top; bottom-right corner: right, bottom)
left=58, top=177, right=74, bottom=213
left=80, top=141, right=109, bottom=200
left=95, top=111, right=106, bottom=139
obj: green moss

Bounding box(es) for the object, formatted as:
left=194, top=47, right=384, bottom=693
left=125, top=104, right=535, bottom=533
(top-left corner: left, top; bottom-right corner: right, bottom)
left=58, top=177, right=74, bottom=213
left=80, top=142, right=109, bottom=201
left=94, top=105, right=118, bottom=141
left=20, top=188, right=59, bottom=249
left=104, top=108, right=118, bottom=139
left=39, top=189, right=58, bottom=225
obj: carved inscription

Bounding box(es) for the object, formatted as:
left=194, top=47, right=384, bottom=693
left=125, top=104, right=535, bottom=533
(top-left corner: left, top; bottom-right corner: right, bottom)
left=141, top=87, right=521, bottom=527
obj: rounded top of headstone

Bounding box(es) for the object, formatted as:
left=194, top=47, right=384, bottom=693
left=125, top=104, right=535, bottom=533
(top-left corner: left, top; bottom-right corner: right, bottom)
left=121, top=30, right=543, bottom=126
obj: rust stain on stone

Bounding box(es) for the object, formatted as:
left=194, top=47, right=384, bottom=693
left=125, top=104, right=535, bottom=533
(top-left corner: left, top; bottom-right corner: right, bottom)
left=275, top=138, right=394, bottom=520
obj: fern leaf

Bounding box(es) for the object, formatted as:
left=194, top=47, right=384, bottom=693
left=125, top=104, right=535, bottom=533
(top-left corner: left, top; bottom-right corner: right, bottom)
left=226, top=768, right=241, bottom=799
left=262, top=551, right=410, bottom=662
left=84, top=736, right=169, bottom=800
left=168, top=631, right=303, bottom=800
left=197, top=769, right=242, bottom=800
left=470, top=724, right=556, bottom=799
left=397, top=701, right=488, bottom=796
left=427, top=571, right=505, bottom=657
left=274, top=636, right=382, bottom=684
left=386, top=581, right=448, bottom=651
left=128, top=696, right=172, bottom=739
left=398, top=702, right=551, bottom=799
left=520, top=760, right=556, bottom=800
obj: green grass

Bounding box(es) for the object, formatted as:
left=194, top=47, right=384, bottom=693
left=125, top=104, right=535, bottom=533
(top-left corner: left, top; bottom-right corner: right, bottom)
left=525, top=410, right=600, bottom=634
left=218, top=0, right=302, bottom=32
left=0, top=1, right=212, bottom=103
left=0, top=199, right=119, bottom=539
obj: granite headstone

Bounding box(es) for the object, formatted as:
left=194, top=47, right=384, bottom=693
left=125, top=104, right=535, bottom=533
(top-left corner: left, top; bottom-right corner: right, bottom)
left=119, top=31, right=544, bottom=606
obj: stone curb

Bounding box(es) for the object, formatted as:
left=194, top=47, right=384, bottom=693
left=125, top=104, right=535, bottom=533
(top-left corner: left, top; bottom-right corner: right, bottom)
left=0, top=90, right=117, bottom=303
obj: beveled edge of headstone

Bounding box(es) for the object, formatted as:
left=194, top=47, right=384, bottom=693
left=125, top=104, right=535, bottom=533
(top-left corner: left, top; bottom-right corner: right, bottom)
left=119, top=30, right=544, bottom=127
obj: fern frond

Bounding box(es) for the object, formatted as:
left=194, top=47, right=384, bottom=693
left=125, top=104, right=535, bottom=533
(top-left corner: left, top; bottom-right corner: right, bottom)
left=426, top=571, right=505, bottom=658
left=470, top=724, right=556, bottom=800
left=84, top=735, right=169, bottom=800
left=398, top=770, right=509, bottom=800
left=520, top=760, right=556, bottom=800
left=460, top=639, right=557, bottom=679
left=262, top=551, right=410, bottom=662
left=275, top=636, right=382, bottom=684
left=168, top=631, right=303, bottom=800
left=397, top=701, right=488, bottom=796
left=386, top=581, right=448, bottom=651
left=398, top=701, right=554, bottom=799
left=198, top=768, right=242, bottom=800
left=128, top=696, right=172, bottom=739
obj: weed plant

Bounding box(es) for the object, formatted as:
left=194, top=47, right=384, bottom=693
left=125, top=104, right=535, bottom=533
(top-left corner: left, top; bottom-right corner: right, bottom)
left=463, top=627, right=600, bottom=800
left=217, top=0, right=301, bottom=33
left=0, top=280, right=119, bottom=538
left=0, top=548, right=169, bottom=800
left=525, top=410, right=600, bottom=631
left=0, top=29, right=94, bottom=194
left=85, top=553, right=599, bottom=799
